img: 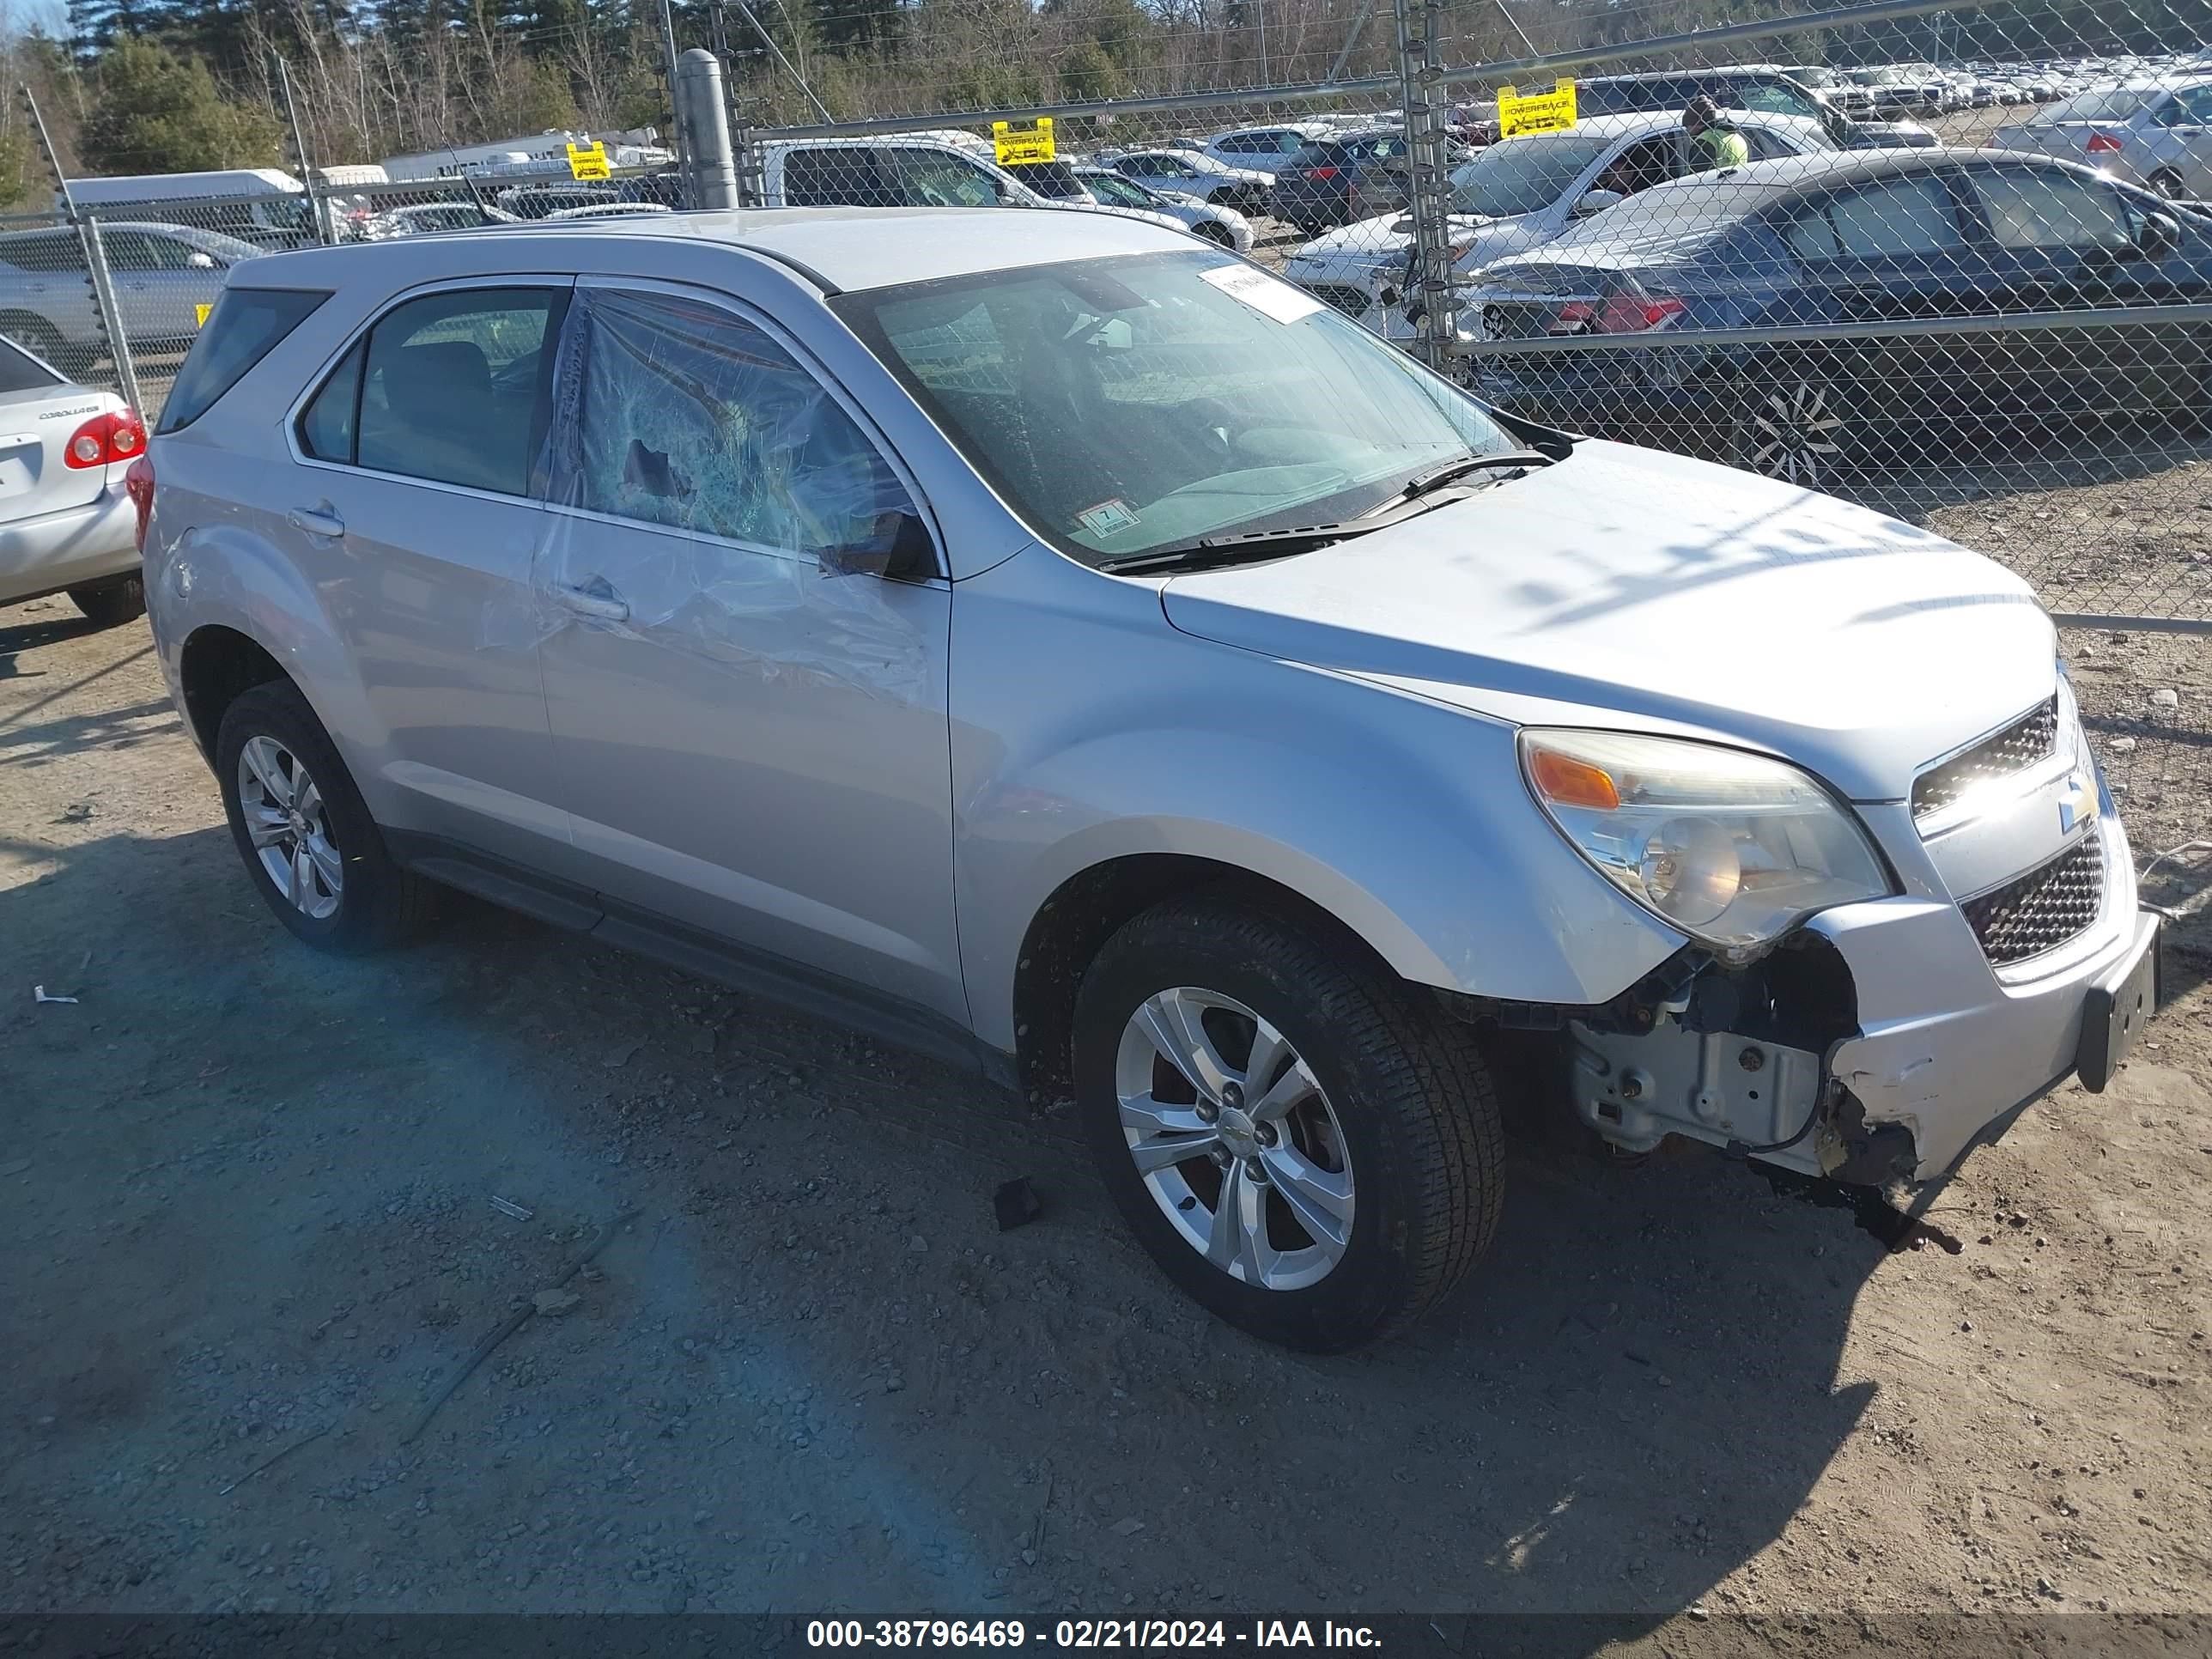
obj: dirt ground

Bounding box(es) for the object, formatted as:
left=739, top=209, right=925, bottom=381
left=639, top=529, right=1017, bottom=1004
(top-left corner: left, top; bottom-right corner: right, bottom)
left=3, top=508, right=2209, bottom=1652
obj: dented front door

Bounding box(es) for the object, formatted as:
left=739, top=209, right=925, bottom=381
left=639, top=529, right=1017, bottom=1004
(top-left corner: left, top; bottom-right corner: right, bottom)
left=527, top=280, right=964, bottom=1024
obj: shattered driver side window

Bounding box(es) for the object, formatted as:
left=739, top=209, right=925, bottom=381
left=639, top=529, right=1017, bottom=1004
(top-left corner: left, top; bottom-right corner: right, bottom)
left=546, top=287, right=916, bottom=561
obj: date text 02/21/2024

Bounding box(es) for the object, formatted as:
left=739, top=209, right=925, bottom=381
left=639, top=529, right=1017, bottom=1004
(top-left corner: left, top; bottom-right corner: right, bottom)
left=805, top=1619, right=1384, bottom=1649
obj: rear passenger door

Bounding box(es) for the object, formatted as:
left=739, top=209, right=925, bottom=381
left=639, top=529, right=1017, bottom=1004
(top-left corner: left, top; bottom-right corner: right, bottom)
left=1775, top=173, right=1982, bottom=431
left=528, top=279, right=963, bottom=1025
left=285, top=280, right=573, bottom=866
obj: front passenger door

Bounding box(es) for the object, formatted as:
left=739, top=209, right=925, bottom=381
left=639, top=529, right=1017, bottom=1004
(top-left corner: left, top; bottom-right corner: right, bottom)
left=531, top=281, right=963, bottom=1025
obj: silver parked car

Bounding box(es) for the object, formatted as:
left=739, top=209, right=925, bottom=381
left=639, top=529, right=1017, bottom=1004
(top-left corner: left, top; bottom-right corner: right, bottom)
left=0, top=332, right=147, bottom=625
left=139, top=211, right=2160, bottom=1351
left=1994, top=79, right=2212, bottom=200
left=0, top=222, right=260, bottom=374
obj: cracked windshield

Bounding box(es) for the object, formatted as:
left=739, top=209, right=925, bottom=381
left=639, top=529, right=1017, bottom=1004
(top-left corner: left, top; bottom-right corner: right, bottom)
left=837, top=250, right=1515, bottom=563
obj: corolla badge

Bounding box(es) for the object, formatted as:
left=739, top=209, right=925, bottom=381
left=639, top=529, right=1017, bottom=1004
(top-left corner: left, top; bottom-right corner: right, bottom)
left=2057, top=771, right=2089, bottom=836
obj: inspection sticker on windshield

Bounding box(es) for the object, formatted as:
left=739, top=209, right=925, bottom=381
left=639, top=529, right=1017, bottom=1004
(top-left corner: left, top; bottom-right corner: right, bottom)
left=1077, top=498, right=1141, bottom=538
left=1199, top=264, right=1324, bottom=325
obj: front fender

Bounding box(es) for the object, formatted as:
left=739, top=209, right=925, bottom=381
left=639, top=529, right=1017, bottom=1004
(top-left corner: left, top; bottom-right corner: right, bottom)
left=951, top=546, right=1683, bottom=1054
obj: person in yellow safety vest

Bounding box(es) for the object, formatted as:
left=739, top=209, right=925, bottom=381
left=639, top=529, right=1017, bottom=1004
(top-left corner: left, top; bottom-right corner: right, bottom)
left=1682, top=95, right=1749, bottom=171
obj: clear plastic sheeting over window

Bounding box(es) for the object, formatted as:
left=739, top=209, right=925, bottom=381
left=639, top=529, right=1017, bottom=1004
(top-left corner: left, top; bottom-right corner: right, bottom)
left=544, top=286, right=916, bottom=556
left=514, top=284, right=934, bottom=700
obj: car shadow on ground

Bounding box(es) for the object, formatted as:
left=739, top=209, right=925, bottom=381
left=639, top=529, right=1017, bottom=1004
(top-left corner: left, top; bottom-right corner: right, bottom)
left=3, top=824, right=1894, bottom=1637
left=0, top=611, right=107, bottom=677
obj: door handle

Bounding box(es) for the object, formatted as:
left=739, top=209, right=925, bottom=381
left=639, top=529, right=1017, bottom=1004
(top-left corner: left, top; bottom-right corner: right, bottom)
left=555, top=582, right=629, bottom=623
left=287, top=506, right=345, bottom=538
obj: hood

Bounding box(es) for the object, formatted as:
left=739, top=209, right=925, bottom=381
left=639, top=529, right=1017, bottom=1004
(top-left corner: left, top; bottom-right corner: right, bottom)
left=1157, top=442, right=2054, bottom=803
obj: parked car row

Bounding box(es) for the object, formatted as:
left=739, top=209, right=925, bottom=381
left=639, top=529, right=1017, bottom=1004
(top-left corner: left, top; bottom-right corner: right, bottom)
left=1461, top=149, right=2212, bottom=486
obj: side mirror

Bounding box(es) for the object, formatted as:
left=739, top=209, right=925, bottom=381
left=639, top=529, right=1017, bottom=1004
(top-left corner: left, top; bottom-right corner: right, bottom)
left=2139, top=210, right=2181, bottom=259
left=186, top=251, right=217, bottom=270
left=1571, top=188, right=1625, bottom=218
left=820, top=509, right=934, bottom=581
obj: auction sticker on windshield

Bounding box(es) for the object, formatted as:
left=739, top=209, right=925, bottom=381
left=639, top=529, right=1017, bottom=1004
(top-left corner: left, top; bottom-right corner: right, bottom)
left=1199, top=264, right=1324, bottom=325
left=1077, top=498, right=1141, bottom=538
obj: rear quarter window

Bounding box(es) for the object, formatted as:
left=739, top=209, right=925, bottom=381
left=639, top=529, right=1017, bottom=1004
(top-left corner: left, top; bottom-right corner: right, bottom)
left=0, top=334, right=62, bottom=391
left=157, top=287, right=328, bottom=432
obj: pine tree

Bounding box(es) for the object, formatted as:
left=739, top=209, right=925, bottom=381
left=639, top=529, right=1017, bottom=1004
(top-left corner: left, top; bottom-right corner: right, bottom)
left=77, top=35, right=284, bottom=173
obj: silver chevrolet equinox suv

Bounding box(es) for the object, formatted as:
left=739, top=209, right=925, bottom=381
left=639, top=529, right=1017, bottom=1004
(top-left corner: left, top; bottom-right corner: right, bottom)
left=139, top=209, right=2160, bottom=1352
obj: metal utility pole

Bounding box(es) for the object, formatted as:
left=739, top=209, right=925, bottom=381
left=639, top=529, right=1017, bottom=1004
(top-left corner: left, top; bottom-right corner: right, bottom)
left=275, top=57, right=331, bottom=246
left=20, top=84, right=140, bottom=411
left=708, top=2, right=762, bottom=206
left=676, top=50, right=741, bottom=209
left=1490, top=0, right=1536, bottom=57
left=1327, top=0, right=1375, bottom=84
left=1392, top=0, right=1459, bottom=367
left=728, top=0, right=833, bottom=125
left=659, top=0, right=686, bottom=178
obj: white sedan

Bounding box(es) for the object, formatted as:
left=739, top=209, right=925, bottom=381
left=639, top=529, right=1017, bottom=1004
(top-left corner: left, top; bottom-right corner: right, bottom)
left=1282, top=110, right=1833, bottom=341
left=1091, top=147, right=1278, bottom=212
left=1073, top=167, right=1254, bottom=252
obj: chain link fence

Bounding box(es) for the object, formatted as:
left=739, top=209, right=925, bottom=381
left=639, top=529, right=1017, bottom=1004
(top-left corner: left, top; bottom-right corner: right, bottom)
left=6, top=0, right=2211, bottom=649
left=0, top=161, right=679, bottom=422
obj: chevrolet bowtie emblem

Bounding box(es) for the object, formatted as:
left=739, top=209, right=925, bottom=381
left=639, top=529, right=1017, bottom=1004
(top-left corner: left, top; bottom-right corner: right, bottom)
left=2057, top=772, right=2088, bottom=836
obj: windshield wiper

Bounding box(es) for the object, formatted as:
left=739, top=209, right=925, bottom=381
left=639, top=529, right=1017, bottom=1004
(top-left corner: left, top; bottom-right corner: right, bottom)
left=1097, top=524, right=1381, bottom=574
left=1097, top=451, right=1559, bottom=576
left=1394, top=447, right=1557, bottom=502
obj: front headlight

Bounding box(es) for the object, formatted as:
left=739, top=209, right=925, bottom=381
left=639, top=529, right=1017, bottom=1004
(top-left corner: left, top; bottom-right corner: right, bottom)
left=1520, top=729, right=1893, bottom=953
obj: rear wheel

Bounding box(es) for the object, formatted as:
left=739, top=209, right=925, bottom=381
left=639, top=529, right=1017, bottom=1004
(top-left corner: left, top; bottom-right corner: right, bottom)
left=67, top=574, right=144, bottom=629
left=1193, top=220, right=1234, bottom=247
left=1073, top=894, right=1503, bottom=1352
left=215, top=681, right=436, bottom=953
left=1733, top=374, right=1855, bottom=488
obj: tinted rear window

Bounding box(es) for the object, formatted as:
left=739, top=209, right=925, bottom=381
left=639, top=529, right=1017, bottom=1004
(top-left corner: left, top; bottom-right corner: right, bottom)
left=0, top=334, right=63, bottom=391
left=158, top=287, right=328, bottom=432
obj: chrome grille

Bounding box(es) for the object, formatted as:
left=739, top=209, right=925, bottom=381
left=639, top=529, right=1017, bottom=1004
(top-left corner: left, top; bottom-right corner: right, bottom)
left=1960, top=835, right=2103, bottom=966
left=1912, top=697, right=2059, bottom=821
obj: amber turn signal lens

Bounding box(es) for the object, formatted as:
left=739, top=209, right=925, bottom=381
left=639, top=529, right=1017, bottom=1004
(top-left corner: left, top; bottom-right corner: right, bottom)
left=1527, top=745, right=1621, bottom=811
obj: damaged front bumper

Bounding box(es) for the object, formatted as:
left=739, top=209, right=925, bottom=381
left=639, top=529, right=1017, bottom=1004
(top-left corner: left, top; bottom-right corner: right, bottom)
left=1568, top=806, right=2160, bottom=1188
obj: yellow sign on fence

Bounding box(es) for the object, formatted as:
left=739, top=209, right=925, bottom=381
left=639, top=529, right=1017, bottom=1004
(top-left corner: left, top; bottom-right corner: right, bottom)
left=567, top=141, right=611, bottom=180
left=1497, top=79, right=1577, bottom=138
left=992, top=118, right=1055, bottom=167
left=194, top=302, right=211, bottom=328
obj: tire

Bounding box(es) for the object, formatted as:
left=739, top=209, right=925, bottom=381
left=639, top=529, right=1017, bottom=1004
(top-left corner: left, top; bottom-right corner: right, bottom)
left=1193, top=220, right=1234, bottom=247
left=1732, top=373, right=1856, bottom=488
left=215, top=680, right=437, bottom=954
left=2149, top=168, right=2188, bottom=203
left=1072, top=893, right=1504, bottom=1352
left=67, top=573, right=144, bottom=629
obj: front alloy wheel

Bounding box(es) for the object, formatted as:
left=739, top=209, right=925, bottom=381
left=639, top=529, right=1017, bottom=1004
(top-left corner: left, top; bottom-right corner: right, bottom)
left=1116, top=987, right=1353, bottom=1291
left=237, top=735, right=343, bottom=920
left=1073, top=895, right=1503, bottom=1351
left=1738, top=378, right=1848, bottom=487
